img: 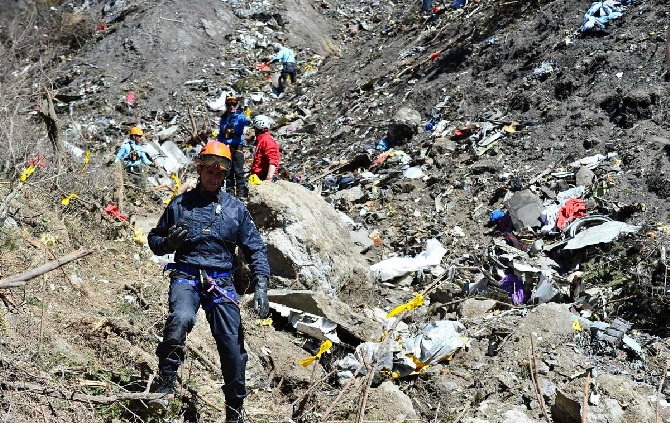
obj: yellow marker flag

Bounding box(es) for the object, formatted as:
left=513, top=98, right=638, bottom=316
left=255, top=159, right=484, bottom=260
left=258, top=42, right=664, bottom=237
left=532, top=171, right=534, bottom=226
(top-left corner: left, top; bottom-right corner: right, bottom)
left=245, top=108, right=252, bottom=119
left=256, top=318, right=273, bottom=326
left=40, top=233, right=56, bottom=247
left=164, top=174, right=181, bottom=204
left=386, top=294, right=424, bottom=318
left=572, top=319, right=582, bottom=332
left=81, top=150, right=91, bottom=172
left=298, top=339, right=333, bottom=367
left=132, top=226, right=145, bottom=245
left=20, top=164, right=35, bottom=182
left=61, top=193, right=79, bottom=206
left=249, top=174, right=262, bottom=185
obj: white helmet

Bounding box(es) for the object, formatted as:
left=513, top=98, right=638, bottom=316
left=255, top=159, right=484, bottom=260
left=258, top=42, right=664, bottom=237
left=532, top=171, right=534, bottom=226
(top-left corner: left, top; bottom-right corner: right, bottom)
left=253, top=115, right=273, bottom=131
left=273, top=43, right=283, bottom=52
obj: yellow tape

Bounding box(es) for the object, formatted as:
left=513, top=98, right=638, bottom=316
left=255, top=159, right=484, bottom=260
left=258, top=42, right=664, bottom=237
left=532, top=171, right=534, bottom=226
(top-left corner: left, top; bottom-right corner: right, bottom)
left=164, top=174, right=181, bottom=204
left=61, top=193, right=79, bottom=206
left=20, top=164, right=35, bottom=182
left=298, top=339, right=333, bottom=367
left=386, top=294, right=424, bottom=318
left=81, top=150, right=91, bottom=172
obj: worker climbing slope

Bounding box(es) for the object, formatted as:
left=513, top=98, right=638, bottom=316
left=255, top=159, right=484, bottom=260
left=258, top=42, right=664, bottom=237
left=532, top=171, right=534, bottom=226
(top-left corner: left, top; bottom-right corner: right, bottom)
left=147, top=140, right=270, bottom=422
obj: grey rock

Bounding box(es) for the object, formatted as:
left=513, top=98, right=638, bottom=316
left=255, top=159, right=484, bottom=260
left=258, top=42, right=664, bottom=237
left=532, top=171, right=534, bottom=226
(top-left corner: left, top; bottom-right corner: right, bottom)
left=247, top=181, right=373, bottom=298
left=575, top=166, right=596, bottom=186
left=506, top=189, right=543, bottom=230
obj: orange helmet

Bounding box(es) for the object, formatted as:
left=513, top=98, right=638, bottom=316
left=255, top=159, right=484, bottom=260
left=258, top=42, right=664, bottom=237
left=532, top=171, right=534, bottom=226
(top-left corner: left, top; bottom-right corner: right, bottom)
left=225, top=96, right=239, bottom=106
left=198, top=141, right=232, bottom=171
left=129, top=126, right=144, bottom=136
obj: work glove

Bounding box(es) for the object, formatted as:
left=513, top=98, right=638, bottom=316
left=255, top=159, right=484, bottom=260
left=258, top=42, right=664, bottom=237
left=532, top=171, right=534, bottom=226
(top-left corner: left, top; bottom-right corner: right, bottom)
left=165, top=222, right=189, bottom=250
left=253, top=275, right=270, bottom=318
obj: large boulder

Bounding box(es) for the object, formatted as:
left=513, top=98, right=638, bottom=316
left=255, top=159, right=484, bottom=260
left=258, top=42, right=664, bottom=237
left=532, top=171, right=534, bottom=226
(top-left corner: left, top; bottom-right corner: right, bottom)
left=386, top=107, right=421, bottom=146
left=247, top=181, right=372, bottom=300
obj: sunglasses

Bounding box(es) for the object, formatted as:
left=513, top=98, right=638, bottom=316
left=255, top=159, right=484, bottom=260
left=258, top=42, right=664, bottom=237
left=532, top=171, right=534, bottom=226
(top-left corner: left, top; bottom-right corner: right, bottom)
left=200, top=155, right=230, bottom=170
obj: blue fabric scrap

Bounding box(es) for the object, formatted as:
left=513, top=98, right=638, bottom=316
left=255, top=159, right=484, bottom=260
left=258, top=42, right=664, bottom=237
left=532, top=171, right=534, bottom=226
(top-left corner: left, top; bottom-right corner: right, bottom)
left=489, top=209, right=506, bottom=222
left=580, top=0, right=631, bottom=32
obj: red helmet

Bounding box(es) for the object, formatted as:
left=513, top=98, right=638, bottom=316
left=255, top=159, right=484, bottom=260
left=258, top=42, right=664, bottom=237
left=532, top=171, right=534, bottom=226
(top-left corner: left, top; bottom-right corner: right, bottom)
left=197, top=141, right=232, bottom=171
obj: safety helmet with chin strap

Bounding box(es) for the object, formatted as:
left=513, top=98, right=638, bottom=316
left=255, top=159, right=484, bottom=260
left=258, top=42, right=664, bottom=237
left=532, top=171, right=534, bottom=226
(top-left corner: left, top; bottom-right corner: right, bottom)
left=197, top=141, right=232, bottom=172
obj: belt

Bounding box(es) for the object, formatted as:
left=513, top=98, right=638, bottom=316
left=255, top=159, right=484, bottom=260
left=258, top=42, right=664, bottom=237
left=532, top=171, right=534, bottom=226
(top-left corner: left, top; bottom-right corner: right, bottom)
left=163, top=262, right=230, bottom=278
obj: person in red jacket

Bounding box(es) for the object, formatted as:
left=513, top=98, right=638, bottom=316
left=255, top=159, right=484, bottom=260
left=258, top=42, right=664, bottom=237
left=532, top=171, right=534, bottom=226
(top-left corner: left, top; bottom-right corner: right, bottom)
left=250, top=115, right=280, bottom=181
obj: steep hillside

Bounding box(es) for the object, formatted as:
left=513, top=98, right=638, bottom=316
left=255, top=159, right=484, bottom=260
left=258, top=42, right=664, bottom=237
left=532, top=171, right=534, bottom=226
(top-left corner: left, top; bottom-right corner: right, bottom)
left=1, top=0, right=670, bottom=422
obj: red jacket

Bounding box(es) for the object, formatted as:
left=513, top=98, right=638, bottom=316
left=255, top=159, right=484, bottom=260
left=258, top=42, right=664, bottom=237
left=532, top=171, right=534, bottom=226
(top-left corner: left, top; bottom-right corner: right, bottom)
left=251, top=131, right=280, bottom=179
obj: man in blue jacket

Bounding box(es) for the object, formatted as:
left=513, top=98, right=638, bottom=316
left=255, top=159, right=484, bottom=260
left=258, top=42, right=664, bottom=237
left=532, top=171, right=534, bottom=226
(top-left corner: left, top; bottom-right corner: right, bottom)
left=217, top=96, right=251, bottom=198
left=147, top=141, right=270, bottom=423
left=270, top=43, right=297, bottom=97
left=114, top=126, right=154, bottom=174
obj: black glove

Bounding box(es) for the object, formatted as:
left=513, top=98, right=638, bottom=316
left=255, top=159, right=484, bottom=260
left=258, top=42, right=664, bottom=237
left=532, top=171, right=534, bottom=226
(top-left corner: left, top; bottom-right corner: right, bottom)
left=253, top=275, right=270, bottom=318
left=165, top=222, right=189, bottom=250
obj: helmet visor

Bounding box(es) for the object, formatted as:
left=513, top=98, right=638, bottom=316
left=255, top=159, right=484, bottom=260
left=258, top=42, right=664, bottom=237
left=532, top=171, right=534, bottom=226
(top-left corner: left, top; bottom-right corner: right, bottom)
left=199, top=155, right=230, bottom=171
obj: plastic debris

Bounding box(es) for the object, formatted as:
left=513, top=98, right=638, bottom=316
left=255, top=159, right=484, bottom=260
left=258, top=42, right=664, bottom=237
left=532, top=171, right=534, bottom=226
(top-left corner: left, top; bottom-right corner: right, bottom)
left=499, top=274, right=524, bottom=304
left=565, top=221, right=640, bottom=250
left=104, top=204, right=128, bottom=221
left=580, top=0, right=631, bottom=32
left=370, top=239, right=447, bottom=281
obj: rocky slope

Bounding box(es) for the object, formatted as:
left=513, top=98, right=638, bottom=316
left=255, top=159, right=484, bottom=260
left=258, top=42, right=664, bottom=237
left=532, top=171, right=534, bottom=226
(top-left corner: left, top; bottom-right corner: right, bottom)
left=0, top=0, right=669, bottom=422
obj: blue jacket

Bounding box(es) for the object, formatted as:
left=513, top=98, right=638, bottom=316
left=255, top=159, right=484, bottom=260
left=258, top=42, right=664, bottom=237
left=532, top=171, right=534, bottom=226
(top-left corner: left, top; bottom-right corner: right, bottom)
left=148, top=185, right=270, bottom=277
left=217, top=110, right=251, bottom=149
left=271, top=47, right=296, bottom=65
left=114, top=139, right=152, bottom=167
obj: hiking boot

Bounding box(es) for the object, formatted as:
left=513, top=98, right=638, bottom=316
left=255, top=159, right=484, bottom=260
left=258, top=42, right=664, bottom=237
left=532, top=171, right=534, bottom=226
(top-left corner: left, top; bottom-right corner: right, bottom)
left=225, top=405, right=245, bottom=423
left=148, top=373, right=177, bottom=414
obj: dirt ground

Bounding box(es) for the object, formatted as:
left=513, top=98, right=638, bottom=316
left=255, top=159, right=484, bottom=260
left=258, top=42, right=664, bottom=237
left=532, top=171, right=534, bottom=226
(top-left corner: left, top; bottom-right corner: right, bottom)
left=1, top=0, right=670, bottom=421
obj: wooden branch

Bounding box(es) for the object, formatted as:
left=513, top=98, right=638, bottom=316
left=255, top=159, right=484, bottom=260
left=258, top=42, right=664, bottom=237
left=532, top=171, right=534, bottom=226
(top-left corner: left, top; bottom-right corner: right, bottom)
left=582, top=369, right=591, bottom=423
left=187, top=106, right=198, bottom=139
left=38, top=89, right=62, bottom=173
left=657, top=360, right=669, bottom=423
left=114, top=161, right=125, bottom=212
left=0, top=248, right=93, bottom=288
left=322, top=364, right=364, bottom=420
left=2, top=381, right=173, bottom=404
left=187, top=344, right=220, bottom=375
left=0, top=184, right=23, bottom=221
left=530, top=336, right=552, bottom=423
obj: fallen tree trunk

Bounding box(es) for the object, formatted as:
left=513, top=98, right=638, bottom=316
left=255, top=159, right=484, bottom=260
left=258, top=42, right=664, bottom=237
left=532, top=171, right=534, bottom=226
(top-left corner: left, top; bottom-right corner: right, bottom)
left=0, top=248, right=93, bottom=288
left=2, top=381, right=173, bottom=404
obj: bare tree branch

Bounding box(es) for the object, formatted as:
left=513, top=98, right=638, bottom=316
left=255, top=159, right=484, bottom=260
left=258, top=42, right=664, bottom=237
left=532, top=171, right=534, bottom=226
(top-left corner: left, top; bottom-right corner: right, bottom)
left=0, top=248, right=93, bottom=288
left=2, top=381, right=173, bottom=405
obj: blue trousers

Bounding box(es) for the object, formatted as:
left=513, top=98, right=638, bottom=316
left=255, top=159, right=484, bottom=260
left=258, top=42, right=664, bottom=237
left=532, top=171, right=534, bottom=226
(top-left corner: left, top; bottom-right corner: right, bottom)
left=226, top=149, right=247, bottom=198
left=156, top=278, right=247, bottom=408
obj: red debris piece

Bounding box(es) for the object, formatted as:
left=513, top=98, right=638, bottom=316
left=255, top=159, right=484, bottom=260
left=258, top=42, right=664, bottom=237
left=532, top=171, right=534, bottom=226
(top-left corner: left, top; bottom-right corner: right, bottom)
left=105, top=204, right=128, bottom=221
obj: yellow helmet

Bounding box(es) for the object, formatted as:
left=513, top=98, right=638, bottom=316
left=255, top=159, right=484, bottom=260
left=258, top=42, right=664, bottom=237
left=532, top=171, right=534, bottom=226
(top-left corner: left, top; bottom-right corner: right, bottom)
left=129, top=126, right=144, bottom=136
left=197, top=141, right=232, bottom=171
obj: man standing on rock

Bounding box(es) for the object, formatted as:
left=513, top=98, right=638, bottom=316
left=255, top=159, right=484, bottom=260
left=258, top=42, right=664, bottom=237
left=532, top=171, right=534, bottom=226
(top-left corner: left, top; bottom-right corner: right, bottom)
left=250, top=115, right=280, bottom=182
left=147, top=140, right=270, bottom=422
left=269, top=43, right=298, bottom=97
left=217, top=96, right=251, bottom=198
